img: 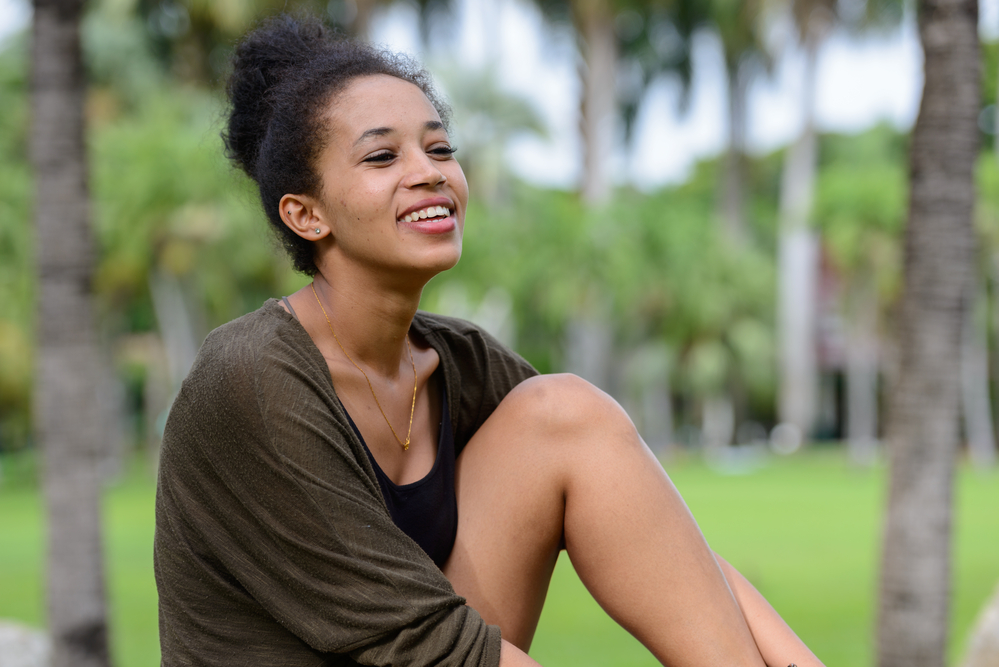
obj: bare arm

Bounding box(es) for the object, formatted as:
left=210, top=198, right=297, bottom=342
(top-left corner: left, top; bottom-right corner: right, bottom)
left=499, top=638, right=543, bottom=667
left=715, top=553, right=825, bottom=667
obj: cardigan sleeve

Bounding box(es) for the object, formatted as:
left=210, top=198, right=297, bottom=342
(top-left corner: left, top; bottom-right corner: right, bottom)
left=155, top=308, right=501, bottom=667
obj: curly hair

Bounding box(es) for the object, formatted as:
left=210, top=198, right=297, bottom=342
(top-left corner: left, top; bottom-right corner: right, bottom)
left=222, top=14, right=452, bottom=275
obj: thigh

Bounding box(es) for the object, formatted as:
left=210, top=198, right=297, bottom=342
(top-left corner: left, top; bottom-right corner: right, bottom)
left=442, top=378, right=568, bottom=651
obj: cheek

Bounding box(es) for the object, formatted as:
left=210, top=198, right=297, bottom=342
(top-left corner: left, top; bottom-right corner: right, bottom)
left=451, top=164, right=470, bottom=204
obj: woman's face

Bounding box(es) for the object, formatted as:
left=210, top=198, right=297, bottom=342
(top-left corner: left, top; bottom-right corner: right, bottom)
left=312, top=74, right=468, bottom=281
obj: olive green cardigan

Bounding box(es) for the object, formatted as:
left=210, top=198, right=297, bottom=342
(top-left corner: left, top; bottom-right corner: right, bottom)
left=154, top=299, right=537, bottom=666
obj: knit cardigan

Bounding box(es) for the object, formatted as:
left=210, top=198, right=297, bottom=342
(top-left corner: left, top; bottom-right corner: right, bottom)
left=154, top=299, right=538, bottom=666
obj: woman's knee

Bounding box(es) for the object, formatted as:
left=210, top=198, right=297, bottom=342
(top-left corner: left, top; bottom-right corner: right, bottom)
left=501, top=373, right=639, bottom=444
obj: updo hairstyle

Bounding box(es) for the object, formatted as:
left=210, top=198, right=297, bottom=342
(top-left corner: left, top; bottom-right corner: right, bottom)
left=223, top=14, right=452, bottom=275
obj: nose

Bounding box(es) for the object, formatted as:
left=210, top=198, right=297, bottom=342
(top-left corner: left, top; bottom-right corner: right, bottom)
left=403, top=150, right=446, bottom=189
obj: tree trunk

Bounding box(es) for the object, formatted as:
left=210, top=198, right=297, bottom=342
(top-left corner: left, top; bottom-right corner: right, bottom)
left=31, top=2, right=113, bottom=667
left=777, top=228, right=819, bottom=438
left=564, top=315, right=613, bottom=392
left=846, top=278, right=880, bottom=466
left=622, top=342, right=673, bottom=454
left=876, top=2, right=979, bottom=666
left=720, top=66, right=748, bottom=244
left=961, top=275, right=997, bottom=467
left=575, top=0, right=616, bottom=204
left=777, top=40, right=819, bottom=439
left=148, top=268, right=201, bottom=393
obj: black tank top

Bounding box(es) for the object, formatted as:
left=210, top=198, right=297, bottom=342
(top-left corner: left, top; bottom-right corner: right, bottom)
left=339, top=383, right=458, bottom=569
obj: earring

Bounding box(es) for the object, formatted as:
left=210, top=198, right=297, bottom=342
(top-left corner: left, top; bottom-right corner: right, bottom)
left=314, top=228, right=322, bottom=234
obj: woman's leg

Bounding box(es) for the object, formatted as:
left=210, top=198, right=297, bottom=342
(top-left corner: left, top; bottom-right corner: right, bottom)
left=443, top=374, right=767, bottom=667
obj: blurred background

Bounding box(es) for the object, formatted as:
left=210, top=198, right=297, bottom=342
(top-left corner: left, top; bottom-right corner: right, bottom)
left=0, top=0, right=997, bottom=665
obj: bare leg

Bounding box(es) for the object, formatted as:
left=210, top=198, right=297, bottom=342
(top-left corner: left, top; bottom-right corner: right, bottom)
left=443, top=374, right=767, bottom=667
left=715, top=554, right=823, bottom=667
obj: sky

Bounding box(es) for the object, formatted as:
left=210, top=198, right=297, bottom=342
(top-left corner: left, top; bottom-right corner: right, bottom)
left=2, top=0, right=997, bottom=190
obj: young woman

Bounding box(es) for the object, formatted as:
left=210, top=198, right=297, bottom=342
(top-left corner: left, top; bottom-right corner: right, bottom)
left=153, top=14, right=824, bottom=667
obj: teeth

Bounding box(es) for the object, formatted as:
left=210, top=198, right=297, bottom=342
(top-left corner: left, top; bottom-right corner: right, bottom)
left=402, top=206, right=451, bottom=222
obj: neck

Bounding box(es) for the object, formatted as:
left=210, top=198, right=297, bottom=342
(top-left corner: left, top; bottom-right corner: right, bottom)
left=311, top=262, right=426, bottom=377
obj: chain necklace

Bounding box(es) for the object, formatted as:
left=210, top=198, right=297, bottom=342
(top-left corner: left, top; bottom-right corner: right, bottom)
left=311, top=282, right=417, bottom=451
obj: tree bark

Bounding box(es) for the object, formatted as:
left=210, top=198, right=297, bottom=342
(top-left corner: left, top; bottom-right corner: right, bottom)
left=876, top=2, right=979, bottom=666
left=575, top=0, right=616, bottom=204
left=31, top=2, right=113, bottom=667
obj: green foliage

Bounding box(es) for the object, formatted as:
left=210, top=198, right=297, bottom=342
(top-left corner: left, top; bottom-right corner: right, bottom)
left=977, top=149, right=999, bottom=247
left=814, top=125, right=908, bottom=312
left=90, top=87, right=295, bottom=330
left=0, top=36, right=32, bottom=450
left=983, top=40, right=997, bottom=109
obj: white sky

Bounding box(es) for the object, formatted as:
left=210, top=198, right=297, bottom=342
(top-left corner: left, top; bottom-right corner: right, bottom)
left=1, top=0, right=996, bottom=189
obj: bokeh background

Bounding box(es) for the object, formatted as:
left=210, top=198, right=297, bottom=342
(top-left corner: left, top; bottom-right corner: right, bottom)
left=0, top=0, right=998, bottom=665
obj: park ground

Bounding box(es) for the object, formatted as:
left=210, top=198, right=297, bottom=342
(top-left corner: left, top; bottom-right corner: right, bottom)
left=0, top=447, right=996, bottom=667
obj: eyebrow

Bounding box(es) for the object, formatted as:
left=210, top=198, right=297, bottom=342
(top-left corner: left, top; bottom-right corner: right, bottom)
left=353, top=121, right=445, bottom=147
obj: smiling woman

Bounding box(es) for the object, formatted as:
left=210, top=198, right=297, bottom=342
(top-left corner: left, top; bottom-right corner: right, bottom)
left=152, top=14, right=823, bottom=667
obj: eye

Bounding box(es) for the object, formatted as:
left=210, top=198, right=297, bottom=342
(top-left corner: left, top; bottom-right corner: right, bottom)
left=363, top=151, right=396, bottom=164
left=429, top=145, right=457, bottom=159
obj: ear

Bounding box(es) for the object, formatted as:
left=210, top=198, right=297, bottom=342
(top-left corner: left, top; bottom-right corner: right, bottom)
left=279, top=193, right=332, bottom=241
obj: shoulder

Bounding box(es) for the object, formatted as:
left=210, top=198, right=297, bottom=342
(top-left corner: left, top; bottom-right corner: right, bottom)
left=412, top=311, right=531, bottom=372
left=176, top=299, right=326, bottom=418
left=197, top=299, right=301, bottom=361
left=194, top=299, right=316, bottom=375
left=162, top=298, right=341, bottom=470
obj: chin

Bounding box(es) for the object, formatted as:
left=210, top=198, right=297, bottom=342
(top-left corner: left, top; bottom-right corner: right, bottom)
left=396, top=242, right=461, bottom=283
left=424, top=246, right=462, bottom=274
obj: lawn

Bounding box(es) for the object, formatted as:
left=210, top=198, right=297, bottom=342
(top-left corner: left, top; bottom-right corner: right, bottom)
left=0, top=447, right=996, bottom=667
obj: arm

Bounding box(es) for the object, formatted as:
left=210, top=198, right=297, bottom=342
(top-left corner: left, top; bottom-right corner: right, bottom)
left=715, top=553, right=825, bottom=667
left=500, top=639, right=543, bottom=667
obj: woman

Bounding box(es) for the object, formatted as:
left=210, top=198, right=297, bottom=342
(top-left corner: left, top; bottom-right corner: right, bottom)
left=154, top=14, right=824, bottom=667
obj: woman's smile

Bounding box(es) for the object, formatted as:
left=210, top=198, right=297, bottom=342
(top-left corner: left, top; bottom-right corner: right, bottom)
left=398, top=197, right=456, bottom=234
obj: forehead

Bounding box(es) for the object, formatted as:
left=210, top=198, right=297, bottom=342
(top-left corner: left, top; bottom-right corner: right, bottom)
left=328, top=74, right=442, bottom=142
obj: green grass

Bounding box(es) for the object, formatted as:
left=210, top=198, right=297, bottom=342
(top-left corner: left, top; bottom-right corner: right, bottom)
left=1, top=448, right=996, bottom=667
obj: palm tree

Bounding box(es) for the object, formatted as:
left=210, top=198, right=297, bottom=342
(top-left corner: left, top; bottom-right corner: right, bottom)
left=31, top=1, right=113, bottom=666
left=775, top=0, right=903, bottom=448
left=709, top=0, right=770, bottom=244
left=876, top=1, right=980, bottom=666
left=531, top=0, right=620, bottom=203
left=774, top=0, right=833, bottom=447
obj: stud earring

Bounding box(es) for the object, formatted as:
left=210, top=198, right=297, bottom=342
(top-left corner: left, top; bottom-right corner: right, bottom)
left=314, top=228, right=322, bottom=234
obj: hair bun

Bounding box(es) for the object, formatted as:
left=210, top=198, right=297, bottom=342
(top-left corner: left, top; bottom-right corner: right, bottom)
left=223, top=15, right=333, bottom=177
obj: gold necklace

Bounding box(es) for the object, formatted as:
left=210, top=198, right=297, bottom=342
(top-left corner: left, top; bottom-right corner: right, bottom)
left=311, top=282, right=417, bottom=451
